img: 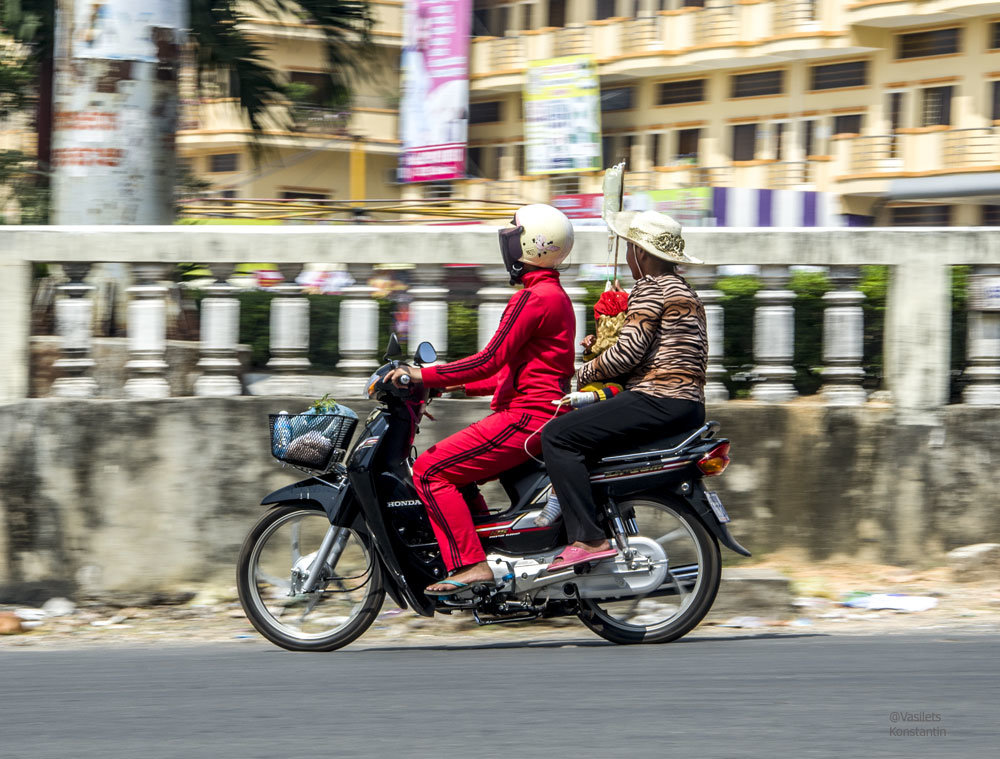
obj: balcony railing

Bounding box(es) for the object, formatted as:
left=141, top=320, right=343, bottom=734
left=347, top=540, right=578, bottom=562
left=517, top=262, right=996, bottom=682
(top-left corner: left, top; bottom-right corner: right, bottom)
left=771, top=0, right=818, bottom=35
left=553, top=25, right=591, bottom=57
left=623, top=16, right=660, bottom=50
left=943, top=128, right=1000, bottom=169
left=489, top=36, right=524, bottom=71
left=846, top=135, right=897, bottom=174
left=290, top=106, right=351, bottom=135
left=767, top=160, right=812, bottom=188
left=694, top=2, right=739, bottom=46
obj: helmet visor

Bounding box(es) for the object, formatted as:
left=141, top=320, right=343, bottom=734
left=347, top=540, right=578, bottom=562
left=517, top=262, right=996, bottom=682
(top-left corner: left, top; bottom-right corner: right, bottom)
left=498, top=224, right=524, bottom=282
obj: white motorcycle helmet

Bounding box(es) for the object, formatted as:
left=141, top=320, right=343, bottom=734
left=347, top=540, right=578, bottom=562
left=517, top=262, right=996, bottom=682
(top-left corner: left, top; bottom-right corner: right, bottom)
left=498, top=203, right=575, bottom=284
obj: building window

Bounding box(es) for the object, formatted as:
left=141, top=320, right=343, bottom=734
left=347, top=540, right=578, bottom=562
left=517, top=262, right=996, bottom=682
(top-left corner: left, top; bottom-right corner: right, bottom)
left=810, top=61, right=868, bottom=91
left=209, top=153, right=239, bottom=173
left=548, top=0, right=566, bottom=27
left=423, top=182, right=453, bottom=199
left=833, top=114, right=863, bottom=136
left=280, top=190, right=329, bottom=200
left=472, top=8, right=489, bottom=35
left=516, top=3, right=529, bottom=30
left=658, top=79, right=706, bottom=106
left=991, top=22, right=1000, bottom=50
left=731, top=70, right=784, bottom=99
left=595, top=0, right=616, bottom=20
left=890, top=205, right=952, bottom=226
left=601, top=87, right=634, bottom=112
left=992, top=81, right=1000, bottom=121
left=983, top=206, right=1000, bottom=225
left=732, top=124, right=758, bottom=161
left=897, top=28, right=960, bottom=59
left=469, top=100, right=502, bottom=124
left=466, top=146, right=483, bottom=178
left=773, top=122, right=787, bottom=160
left=921, top=86, right=952, bottom=127
left=801, top=120, right=816, bottom=157
left=287, top=71, right=335, bottom=107
left=551, top=175, right=581, bottom=195
left=676, top=128, right=700, bottom=162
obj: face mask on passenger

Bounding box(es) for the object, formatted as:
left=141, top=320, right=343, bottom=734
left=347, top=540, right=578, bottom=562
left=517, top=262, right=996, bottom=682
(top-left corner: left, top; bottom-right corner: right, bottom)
left=498, top=222, right=525, bottom=285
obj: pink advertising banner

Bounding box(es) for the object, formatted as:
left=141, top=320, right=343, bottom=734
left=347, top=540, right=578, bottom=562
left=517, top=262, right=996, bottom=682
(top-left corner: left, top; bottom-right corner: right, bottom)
left=399, top=0, right=471, bottom=183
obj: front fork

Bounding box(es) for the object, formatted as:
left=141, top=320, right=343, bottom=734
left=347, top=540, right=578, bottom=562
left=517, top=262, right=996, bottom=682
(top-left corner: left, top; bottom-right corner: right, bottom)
left=299, top=526, right=351, bottom=594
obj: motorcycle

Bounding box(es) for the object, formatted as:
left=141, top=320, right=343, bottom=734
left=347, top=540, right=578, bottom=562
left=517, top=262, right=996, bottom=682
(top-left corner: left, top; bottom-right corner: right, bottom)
left=237, top=335, right=750, bottom=651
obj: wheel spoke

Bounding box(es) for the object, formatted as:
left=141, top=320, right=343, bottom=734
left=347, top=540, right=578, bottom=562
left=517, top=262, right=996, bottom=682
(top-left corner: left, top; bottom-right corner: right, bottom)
left=656, top=527, right=687, bottom=545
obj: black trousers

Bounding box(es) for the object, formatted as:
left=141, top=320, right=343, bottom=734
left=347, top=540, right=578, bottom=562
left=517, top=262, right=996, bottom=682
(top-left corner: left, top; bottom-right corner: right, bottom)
left=540, top=391, right=705, bottom=543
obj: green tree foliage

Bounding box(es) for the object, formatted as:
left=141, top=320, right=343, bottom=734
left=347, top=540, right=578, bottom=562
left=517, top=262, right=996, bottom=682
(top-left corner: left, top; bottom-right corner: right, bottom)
left=448, top=301, right=479, bottom=361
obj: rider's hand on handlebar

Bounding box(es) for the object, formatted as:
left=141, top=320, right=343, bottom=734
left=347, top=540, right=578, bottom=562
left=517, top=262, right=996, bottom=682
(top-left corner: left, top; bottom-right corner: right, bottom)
left=387, top=366, right=422, bottom=388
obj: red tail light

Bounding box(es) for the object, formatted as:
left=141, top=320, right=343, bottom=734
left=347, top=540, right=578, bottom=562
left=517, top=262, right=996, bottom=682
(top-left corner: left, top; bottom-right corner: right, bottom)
left=697, top=441, right=731, bottom=476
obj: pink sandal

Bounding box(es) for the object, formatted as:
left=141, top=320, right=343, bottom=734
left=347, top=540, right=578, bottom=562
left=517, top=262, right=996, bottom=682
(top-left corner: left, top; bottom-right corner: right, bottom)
left=546, top=545, right=618, bottom=573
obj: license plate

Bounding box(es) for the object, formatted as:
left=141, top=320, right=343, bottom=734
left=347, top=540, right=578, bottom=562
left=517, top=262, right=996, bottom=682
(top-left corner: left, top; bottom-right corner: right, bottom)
left=706, top=491, right=730, bottom=523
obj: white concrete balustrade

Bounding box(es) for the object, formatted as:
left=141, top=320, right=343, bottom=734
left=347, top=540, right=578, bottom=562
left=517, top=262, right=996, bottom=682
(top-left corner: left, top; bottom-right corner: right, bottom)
left=2, top=226, right=1000, bottom=416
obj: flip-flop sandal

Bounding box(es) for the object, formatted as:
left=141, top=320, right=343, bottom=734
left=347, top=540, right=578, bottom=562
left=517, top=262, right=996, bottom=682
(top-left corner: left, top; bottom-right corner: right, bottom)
left=424, top=579, right=496, bottom=597
left=545, top=545, right=619, bottom=574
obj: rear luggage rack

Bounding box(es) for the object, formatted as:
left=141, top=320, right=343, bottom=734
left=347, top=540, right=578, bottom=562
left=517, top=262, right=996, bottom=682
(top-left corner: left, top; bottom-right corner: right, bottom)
left=598, top=421, right=721, bottom=465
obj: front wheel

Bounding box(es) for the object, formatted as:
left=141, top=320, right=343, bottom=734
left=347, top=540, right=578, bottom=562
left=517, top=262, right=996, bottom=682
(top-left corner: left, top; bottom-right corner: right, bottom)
left=578, top=496, right=721, bottom=645
left=237, top=505, right=384, bottom=652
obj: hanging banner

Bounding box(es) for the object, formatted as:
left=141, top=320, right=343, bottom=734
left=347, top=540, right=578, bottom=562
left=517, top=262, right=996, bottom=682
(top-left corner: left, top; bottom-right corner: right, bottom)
left=399, top=0, right=471, bottom=183
left=524, top=55, right=601, bottom=175
left=71, top=0, right=186, bottom=62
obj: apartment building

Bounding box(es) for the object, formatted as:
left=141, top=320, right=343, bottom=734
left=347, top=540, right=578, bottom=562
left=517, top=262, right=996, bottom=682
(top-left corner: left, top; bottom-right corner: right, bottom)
left=175, top=1, right=1000, bottom=225
left=177, top=1, right=406, bottom=203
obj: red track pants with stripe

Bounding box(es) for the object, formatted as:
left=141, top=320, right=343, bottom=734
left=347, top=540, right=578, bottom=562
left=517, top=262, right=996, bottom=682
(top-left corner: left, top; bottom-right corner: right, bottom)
left=413, top=410, right=548, bottom=572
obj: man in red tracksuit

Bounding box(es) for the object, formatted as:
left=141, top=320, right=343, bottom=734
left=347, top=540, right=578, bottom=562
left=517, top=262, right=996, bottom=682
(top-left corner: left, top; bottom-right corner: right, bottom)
left=388, top=204, right=576, bottom=595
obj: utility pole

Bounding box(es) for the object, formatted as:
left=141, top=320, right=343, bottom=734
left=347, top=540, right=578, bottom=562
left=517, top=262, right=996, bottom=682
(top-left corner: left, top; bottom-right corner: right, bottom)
left=50, top=0, right=187, bottom=224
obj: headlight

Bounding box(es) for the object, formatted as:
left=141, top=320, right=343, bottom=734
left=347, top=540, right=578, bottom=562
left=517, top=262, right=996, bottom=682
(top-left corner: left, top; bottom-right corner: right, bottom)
left=366, top=370, right=382, bottom=399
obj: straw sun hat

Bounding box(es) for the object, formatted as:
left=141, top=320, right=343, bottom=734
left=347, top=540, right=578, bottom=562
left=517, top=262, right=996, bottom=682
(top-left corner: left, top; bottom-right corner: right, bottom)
left=606, top=210, right=702, bottom=265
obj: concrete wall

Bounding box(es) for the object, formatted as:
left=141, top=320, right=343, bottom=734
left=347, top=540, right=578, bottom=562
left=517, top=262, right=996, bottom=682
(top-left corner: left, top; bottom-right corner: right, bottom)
left=2, top=397, right=998, bottom=603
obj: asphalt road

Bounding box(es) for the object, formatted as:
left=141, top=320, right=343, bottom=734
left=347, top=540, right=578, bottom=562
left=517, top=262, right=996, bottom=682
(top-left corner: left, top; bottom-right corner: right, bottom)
left=1, top=633, right=995, bottom=759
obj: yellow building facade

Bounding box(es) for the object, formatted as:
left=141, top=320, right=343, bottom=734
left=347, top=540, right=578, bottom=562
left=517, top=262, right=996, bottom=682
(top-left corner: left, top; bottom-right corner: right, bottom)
left=179, top=0, right=1000, bottom=225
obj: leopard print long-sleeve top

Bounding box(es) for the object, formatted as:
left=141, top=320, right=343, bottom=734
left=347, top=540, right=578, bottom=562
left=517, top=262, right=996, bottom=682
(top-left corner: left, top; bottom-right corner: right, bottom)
left=578, top=273, right=707, bottom=402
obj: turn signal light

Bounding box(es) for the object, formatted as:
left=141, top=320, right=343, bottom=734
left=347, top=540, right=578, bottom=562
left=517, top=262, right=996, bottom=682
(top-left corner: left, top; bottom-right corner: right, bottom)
left=697, top=442, right=731, bottom=476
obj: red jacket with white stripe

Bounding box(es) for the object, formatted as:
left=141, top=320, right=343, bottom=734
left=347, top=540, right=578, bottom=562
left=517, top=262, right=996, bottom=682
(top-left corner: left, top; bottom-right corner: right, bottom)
left=421, top=269, right=576, bottom=416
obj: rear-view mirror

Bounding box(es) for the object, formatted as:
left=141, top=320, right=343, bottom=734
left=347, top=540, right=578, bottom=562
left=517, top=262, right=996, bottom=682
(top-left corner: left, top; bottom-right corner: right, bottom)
left=384, top=334, right=402, bottom=360
left=414, top=341, right=437, bottom=366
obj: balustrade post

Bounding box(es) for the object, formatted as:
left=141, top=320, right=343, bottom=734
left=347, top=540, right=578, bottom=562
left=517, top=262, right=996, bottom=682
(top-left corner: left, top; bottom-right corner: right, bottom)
left=123, top=263, right=170, bottom=398
left=563, top=265, right=588, bottom=368
left=265, top=264, right=311, bottom=395
left=52, top=263, right=98, bottom=397
left=963, top=265, right=1000, bottom=405
left=685, top=265, right=729, bottom=403
left=476, top=267, right=512, bottom=350
left=408, top=265, right=449, bottom=359
left=336, top=264, right=380, bottom=375
left=194, top=264, right=242, bottom=397
left=820, top=266, right=867, bottom=406
left=750, top=265, right=798, bottom=402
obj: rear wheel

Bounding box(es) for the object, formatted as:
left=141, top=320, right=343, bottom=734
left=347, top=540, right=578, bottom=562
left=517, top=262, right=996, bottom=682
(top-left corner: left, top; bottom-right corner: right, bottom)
left=578, top=496, right=720, bottom=645
left=237, top=505, right=384, bottom=652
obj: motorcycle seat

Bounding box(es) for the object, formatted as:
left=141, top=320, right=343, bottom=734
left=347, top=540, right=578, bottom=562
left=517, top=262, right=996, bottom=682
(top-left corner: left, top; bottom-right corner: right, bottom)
left=595, top=425, right=708, bottom=464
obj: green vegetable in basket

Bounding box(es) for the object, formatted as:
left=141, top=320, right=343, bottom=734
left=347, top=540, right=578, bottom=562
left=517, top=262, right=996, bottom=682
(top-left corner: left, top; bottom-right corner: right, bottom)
left=308, top=393, right=339, bottom=413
